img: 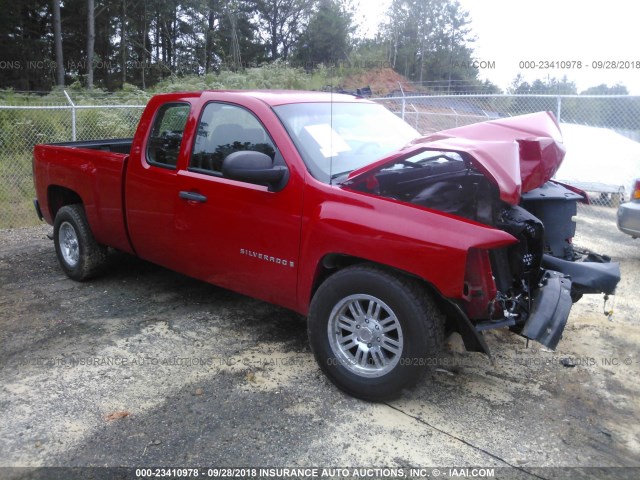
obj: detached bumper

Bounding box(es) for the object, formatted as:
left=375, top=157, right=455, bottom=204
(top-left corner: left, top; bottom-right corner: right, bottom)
left=542, top=254, right=620, bottom=296
left=521, top=271, right=572, bottom=350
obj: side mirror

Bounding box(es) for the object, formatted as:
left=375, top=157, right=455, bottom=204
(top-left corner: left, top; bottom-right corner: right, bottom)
left=222, top=151, right=288, bottom=191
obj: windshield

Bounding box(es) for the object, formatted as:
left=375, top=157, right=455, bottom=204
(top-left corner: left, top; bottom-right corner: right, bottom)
left=274, top=102, right=420, bottom=183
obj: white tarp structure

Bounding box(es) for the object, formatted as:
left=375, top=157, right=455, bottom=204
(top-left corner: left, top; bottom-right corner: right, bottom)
left=555, top=123, right=640, bottom=198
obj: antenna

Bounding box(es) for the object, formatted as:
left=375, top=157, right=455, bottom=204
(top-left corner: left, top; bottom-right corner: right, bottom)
left=329, top=85, right=334, bottom=184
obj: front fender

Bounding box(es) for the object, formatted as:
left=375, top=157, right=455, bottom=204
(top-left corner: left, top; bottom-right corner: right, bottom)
left=297, top=184, right=516, bottom=313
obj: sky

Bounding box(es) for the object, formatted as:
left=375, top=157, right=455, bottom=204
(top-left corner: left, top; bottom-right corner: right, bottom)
left=358, top=0, right=640, bottom=94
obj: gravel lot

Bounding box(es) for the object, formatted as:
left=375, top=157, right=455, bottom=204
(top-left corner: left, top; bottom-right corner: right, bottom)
left=1, top=206, right=639, bottom=478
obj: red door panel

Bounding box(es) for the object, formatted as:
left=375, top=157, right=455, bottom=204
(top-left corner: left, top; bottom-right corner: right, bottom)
left=175, top=170, right=302, bottom=309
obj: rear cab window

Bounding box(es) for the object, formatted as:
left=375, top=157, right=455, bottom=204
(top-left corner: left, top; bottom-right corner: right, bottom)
left=146, top=102, right=190, bottom=169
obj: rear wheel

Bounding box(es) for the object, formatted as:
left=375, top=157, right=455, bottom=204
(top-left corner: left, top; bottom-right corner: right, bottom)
left=53, top=204, right=107, bottom=281
left=308, top=265, right=444, bottom=401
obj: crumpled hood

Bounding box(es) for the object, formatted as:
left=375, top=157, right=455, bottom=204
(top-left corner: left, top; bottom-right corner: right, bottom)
left=347, top=111, right=566, bottom=205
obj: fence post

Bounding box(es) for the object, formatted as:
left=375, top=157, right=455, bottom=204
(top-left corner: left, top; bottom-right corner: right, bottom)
left=556, top=95, right=562, bottom=123
left=63, top=90, right=76, bottom=141
left=398, top=82, right=406, bottom=121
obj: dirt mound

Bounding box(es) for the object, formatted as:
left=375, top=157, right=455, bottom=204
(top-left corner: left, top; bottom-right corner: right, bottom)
left=340, top=68, right=415, bottom=96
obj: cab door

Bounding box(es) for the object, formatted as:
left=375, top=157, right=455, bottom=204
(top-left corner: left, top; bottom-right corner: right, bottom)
left=126, top=101, right=191, bottom=271
left=173, top=101, right=304, bottom=310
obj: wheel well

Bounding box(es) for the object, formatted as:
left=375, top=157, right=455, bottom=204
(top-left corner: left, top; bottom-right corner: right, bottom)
left=48, top=186, right=82, bottom=219
left=312, top=254, right=444, bottom=308
left=311, top=254, right=476, bottom=351
left=311, top=254, right=366, bottom=298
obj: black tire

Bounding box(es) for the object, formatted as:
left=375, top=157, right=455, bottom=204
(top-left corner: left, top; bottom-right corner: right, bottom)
left=308, top=264, right=444, bottom=401
left=53, top=204, right=108, bottom=281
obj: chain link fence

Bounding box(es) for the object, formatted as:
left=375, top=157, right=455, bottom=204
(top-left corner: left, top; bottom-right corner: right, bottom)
left=1, top=93, right=639, bottom=236
left=0, top=91, right=145, bottom=228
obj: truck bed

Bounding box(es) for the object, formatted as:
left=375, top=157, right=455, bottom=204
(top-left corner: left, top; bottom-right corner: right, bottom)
left=33, top=140, right=133, bottom=254
left=46, top=138, right=133, bottom=154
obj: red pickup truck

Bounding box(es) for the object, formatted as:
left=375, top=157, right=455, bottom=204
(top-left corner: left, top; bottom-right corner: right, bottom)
left=33, top=90, right=620, bottom=400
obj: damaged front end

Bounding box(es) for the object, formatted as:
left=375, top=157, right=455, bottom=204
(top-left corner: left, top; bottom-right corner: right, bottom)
left=461, top=196, right=575, bottom=350
left=344, top=112, right=620, bottom=352
left=483, top=204, right=573, bottom=350
left=521, top=182, right=621, bottom=301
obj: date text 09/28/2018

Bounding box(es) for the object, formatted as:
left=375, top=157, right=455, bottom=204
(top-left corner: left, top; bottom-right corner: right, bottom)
left=518, top=60, right=640, bottom=69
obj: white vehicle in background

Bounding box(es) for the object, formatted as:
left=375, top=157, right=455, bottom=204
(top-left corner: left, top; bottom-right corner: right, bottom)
left=554, top=123, right=640, bottom=207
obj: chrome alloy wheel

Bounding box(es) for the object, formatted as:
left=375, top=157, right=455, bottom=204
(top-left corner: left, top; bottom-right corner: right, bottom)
left=328, top=294, right=404, bottom=378
left=59, top=221, right=80, bottom=267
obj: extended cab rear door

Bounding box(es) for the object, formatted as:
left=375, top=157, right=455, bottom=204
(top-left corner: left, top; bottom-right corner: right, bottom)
left=126, top=99, right=194, bottom=272
left=173, top=98, right=304, bottom=310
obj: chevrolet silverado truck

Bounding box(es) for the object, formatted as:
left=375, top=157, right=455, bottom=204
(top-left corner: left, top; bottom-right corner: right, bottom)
left=32, top=91, right=620, bottom=401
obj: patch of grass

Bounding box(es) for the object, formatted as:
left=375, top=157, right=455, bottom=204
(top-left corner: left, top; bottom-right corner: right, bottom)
left=0, top=152, right=39, bottom=228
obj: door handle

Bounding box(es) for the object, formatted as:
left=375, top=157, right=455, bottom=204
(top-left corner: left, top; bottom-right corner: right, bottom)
left=179, top=191, right=207, bottom=203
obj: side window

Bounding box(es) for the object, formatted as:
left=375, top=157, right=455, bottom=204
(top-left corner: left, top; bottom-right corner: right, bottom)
left=146, top=103, right=190, bottom=168
left=190, top=103, right=276, bottom=174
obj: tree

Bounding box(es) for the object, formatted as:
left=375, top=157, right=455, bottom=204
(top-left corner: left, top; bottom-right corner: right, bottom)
left=381, top=0, right=477, bottom=90
left=87, top=0, right=95, bottom=89
left=507, top=76, right=577, bottom=120
left=252, top=0, right=315, bottom=60
left=203, top=1, right=265, bottom=71
left=509, top=75, right=577, bottom=95
left=295, top=0, right=354, bottom=67
left=0, top=0, right=496, bottom=92
left=0, top=1, right=52, bottom=90
left=121, top=0, right=127, bottom=84
left=579, top=83, right=636, bottom=129
left=204, top=0, right=219, bottom=73
left=53, top=0, right=64, bottom=86
left=582, top=83, right=629, bottom=96
left=139, top=0, right=148, bottom=88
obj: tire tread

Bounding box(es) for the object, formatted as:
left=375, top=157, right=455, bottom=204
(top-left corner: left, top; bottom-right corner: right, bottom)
left=308, top=263, right=445, bottom=401
left=54, top=204, right=108, bottom=281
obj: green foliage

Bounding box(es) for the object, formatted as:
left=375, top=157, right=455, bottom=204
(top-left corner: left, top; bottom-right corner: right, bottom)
left=150, top=63, right=336, bottom=92
left=377, top=0, right=484, bottom=91
left=349, top=39, right=391, bottom=70
left=0, top=0, right=52, bottom=91
left=0, top=0, right=492, bottom=93
left=0, top=109, right=70, bottom=154
left=295, top=0, right=355, bottom=66
left=0, top=153, right=37, bottom=228
left=509, top=75, right=578, bottom=95
left=75, top=109, right=141, bottom=140
left=0, top=107, right=71, bottom=228
left=253, top=0, right=316, bottom=60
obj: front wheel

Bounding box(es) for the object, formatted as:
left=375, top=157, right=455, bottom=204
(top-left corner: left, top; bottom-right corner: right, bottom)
left=53, top=204, right=108, bottom=281
left=308, top=265, right=444, bottom=401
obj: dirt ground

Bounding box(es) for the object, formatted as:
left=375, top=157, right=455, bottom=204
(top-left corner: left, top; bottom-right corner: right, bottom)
left=0, top=206, right=639, bottom=478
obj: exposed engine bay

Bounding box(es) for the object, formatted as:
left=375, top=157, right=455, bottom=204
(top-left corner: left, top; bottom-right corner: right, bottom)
left=346, top=149, right=620, bottom=350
